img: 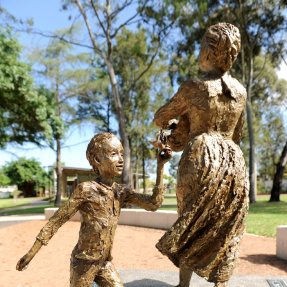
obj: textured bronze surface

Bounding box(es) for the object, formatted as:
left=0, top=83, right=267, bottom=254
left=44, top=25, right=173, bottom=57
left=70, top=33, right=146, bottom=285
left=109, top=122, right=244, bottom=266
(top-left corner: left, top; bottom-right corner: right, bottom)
left=153, top=23, right=249, bottom=287
left=16, top=132, right=172, bottom=287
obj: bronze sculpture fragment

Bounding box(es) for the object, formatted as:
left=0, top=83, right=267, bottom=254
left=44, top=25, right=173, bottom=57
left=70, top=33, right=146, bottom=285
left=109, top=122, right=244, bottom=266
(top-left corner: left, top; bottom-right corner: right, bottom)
left=153, top=23, right=249, bottom=287
left=16, top=132, right=172, bottom=287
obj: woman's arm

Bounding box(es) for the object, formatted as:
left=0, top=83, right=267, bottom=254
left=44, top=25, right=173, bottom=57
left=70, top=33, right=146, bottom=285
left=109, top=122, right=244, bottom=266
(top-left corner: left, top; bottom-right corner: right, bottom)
left=153, top=81, right=191, bottom=129
left=16, top=184, right=85, bottom=271
left=122, top=146, right=172, bottom=211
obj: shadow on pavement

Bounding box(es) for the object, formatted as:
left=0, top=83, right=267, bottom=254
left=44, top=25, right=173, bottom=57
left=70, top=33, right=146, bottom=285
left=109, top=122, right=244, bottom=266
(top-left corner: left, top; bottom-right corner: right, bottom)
left=240, top=254, right=287, bottom=273
left=93, top=279, right=173, bottom=287
left=125, top=279, right=174, bottom=287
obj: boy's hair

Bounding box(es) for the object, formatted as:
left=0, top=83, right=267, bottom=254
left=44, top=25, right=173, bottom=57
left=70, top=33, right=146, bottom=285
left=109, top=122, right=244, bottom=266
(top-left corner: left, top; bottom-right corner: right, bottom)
left=86, top=132, right=119, bottom=174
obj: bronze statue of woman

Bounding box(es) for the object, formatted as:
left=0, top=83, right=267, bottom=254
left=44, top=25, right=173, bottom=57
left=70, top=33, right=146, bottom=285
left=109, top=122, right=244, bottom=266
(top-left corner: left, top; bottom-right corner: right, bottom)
left=153, top=23, right=249, bottom=287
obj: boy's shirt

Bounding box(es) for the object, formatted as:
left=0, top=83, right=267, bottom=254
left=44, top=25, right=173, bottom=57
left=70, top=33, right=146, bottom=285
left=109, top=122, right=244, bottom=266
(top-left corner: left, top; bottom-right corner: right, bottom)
left=36, top=181, right=164, bottom=262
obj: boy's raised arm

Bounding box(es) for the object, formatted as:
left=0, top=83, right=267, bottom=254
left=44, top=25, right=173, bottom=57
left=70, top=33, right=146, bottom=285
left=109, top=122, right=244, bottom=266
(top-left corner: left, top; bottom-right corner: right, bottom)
left=122, top=145, right=172, bottom=211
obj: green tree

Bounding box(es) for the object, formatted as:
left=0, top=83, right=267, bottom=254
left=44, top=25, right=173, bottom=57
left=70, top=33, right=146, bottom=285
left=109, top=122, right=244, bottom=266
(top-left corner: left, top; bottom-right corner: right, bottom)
left=59, top=0, right=187, bottom=186
left=0, top=27, right=56, bottom=149
left=77, top=27, right=172, bottom=190
left=270, top=141, right=287, bottom=202
left=0, top=168, right=10, bottom=186
left=113, top=27, right=172, bottom=188
left=3, top=157, right=48, bottom=197
left=27, top=26, right=95, bottom=206
left=257, top=111, right=286, bottom=180
left=169, top=154, right=180, bottom=179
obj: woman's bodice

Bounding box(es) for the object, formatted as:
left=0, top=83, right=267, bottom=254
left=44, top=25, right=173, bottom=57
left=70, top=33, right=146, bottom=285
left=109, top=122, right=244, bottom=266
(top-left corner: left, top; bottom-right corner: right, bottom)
left=153, top=74, right=247, bottom=151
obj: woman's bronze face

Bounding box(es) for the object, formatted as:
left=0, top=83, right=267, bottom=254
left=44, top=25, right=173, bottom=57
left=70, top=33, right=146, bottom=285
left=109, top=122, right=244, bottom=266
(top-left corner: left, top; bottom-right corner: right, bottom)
left=199, top=36, right=214, bottom=73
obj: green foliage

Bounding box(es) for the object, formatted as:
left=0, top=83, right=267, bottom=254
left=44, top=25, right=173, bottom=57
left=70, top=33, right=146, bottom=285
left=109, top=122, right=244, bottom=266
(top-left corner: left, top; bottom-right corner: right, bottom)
left=257, top=111, right=286, bottom=179
left=0, top=27, right=57, bottom=148
left=0, top=168, right=10, bottom=186
left=163, top=174, right=175, bottom=185
left=3, top=157, right=49, bottom=188
left=26, top=25, right=94, bottom=148
left=169, top=154, right=180, bottom=179
left=114, top=28, right=173, bottom=173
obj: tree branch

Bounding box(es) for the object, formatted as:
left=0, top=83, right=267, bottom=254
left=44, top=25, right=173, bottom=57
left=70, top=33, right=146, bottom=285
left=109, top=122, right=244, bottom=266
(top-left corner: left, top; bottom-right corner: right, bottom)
left=11, top=26, right=94, bottom=50
left=269, top=32, right=287, bottom=66
left=253, top=52, right=268, bottom=81
left=75, top=0, right=107, bottom=61
left=90, top=0, right=107, bottom=37
left=106, top=0, right=113, bottom=60
left=251, top=21, right=262, bottom=52
left=111, top=0, right=149, bottom=38
left=110, top=0, right=133, bottom=20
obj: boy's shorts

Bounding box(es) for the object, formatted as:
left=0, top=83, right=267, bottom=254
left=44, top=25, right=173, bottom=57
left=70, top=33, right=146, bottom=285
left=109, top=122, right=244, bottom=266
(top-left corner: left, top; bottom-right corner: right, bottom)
left=70, top=256, right=123, bottom=287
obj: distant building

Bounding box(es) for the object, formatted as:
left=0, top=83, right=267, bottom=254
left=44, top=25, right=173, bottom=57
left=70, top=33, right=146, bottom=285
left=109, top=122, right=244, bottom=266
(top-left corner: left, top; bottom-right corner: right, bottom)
left=0, top=185, right=17, bottom=198
left=49, top=166, right=149, bottom=198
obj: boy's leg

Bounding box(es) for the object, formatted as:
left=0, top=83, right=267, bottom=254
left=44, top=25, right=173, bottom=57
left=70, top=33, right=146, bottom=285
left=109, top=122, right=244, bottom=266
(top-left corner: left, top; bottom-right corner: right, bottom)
left=94, top=261, right=123, bottom=287
left=70, top=257, right=99, bottom=287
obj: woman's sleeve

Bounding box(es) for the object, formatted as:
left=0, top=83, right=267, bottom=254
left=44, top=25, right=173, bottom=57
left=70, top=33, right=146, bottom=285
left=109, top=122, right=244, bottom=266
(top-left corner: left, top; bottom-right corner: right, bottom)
left=153, top=81, right=191, bottom=129
left=233, top=90, right=247, bottom=144
left=36, top=185, right=84, bottom=246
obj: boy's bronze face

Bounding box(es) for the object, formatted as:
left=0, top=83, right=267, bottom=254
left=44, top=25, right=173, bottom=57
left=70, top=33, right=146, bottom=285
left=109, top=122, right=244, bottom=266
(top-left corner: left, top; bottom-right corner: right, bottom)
left=96, top=137, right=124, bottom=177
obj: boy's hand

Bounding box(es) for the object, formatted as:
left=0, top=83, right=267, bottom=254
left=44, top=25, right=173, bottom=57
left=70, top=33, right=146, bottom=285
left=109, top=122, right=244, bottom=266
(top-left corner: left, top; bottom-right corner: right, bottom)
left=157, top=145, right=172, bottom=166
left=16, top=239, right=42, bottom=271
left=16, top=253, right=33, bottom=271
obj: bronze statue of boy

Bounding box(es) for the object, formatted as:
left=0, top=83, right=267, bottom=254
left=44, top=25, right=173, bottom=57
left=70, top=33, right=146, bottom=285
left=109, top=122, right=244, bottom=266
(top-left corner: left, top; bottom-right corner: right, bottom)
left=17, top=132, right=171, bottom=287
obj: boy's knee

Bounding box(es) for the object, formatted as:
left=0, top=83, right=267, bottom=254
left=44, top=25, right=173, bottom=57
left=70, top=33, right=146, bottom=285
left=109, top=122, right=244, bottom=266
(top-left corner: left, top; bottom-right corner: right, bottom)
left=94, top=261, right=123, bottom=287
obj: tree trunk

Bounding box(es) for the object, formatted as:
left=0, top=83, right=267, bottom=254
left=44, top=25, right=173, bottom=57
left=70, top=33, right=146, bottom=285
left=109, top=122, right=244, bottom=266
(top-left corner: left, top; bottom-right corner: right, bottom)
left=135, top=139, right=139, bottom=191
left=129, top=138, right=134, bottom=189
left=269, top=141, right=287, bottom=202
left=142, top=141, right=147, bottom=194
left=246, top=55, right=256, bottom=203
left=107, top=61, right=131, bottom=185
left=55, top=138, right=62, bottom=207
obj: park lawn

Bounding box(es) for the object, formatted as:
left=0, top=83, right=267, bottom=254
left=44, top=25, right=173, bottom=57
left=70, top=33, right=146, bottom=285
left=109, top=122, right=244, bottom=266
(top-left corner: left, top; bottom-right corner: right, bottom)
left=3, top=194, right=286, bottom=237
left=2, top=203, right=54, bottom=215
left=246, top=195, right=287, bottom=237
left=2, top=199, right=68, bottom=215
left=160, top=195, right=287, bottom=238
left=0, top=198, right=31, bottom=210
left=162, top=196, right=177, bottom=204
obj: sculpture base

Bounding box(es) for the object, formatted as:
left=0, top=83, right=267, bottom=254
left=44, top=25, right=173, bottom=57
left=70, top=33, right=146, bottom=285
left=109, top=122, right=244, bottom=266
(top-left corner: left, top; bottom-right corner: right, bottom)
left=277, top=226, right=287, bottom=261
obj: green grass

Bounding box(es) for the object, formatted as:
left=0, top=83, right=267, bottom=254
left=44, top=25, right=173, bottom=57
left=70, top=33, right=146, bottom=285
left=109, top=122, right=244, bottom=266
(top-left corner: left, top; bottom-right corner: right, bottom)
left=1, top=198, right=67, bottom=215
left=162, top=196, right=177, bottom=204
left=160, top=195, right=287, bottom=237
left=246, top=195, right=287, bottom=237
left=0, top=198, right=30, bottom=210
left=2, top=204, right=54, bottom=215
left=2, top=193, right=286, bottom=238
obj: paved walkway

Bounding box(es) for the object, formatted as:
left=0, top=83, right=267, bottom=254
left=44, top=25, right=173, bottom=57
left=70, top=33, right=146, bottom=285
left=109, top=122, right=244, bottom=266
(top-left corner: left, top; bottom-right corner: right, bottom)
left=94, top=270, right=287, bottom=287
left=0, top=198, right=48, bottom=228
left=0, top=198, right=49, bottom=215
left=0, top=214, right=45, bottom=228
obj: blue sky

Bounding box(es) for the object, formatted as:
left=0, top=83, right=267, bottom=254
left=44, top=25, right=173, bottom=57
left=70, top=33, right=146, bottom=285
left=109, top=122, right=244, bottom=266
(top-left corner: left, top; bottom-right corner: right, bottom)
left=0, top=0, right=101, bottom=169
left=0, top=0, right=286, bottom=172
